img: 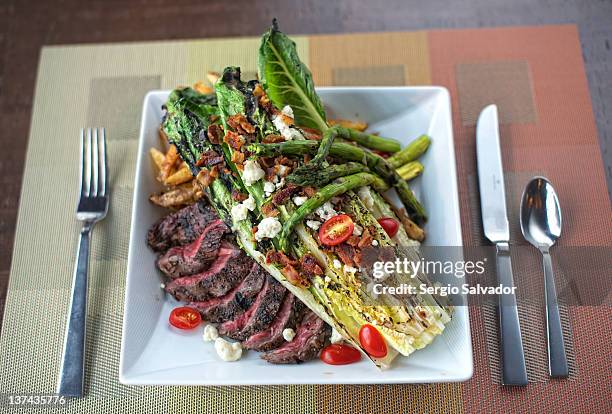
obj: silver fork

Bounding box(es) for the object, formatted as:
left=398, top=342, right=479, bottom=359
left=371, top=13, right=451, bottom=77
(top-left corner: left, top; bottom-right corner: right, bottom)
left=57, top=128, right=108, bottom=397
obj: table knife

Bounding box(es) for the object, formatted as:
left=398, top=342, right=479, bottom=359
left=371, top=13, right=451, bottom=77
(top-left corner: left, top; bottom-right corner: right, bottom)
left=476, top=104, right=528, bottom=386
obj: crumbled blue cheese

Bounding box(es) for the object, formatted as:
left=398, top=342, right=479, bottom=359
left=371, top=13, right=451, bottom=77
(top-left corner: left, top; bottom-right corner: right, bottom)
left=202, top=324, right=219, bottom=342
left=282, top=328, right=296, bottom=342
left=332, top=259, right=342, bottom=269
left=306, top=220, right=321, bottom=230
left=263, top=181, right=276, bottom=196
left=255, top=217, right=282, bottom=241
left=277, top=165, right=290, bottom=177
left=315, top=202, right=337, bottom=221
left=214, top=337, right=242, bottom=361
left=353, top=223, right=363, bottom=236
left=242, top=160, right=265, bottom=186
left=372, top=239, right=379, bottom=246
left=242, top=195, right=256, bottom=211
left=358, top=186, right=375, bottom=209
left=293, top=196, right=307, bottom=206
left=330, top=328, right=344, bottom=344
left=281, top=105, right=294, bottom=118
left=230, top=203, right=249, bottom=222
left=344, top=265, right=358, bottom=275
left=275, top=177, right=285, bottom=190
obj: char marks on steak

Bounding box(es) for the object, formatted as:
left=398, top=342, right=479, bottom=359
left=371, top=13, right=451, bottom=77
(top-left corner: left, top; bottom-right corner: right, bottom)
left=164, top=244, right=253, bottom=302
left=157, top=219, right=229, bottom=278
left=261, top=310, right=331, bottom=364
left=242, top=293, right=305, bottom=351
left=188, top=262, right=266, bottom=323
left=147, top=201, right=218, bottom=252
left=218, top=275, right=286, bottom=341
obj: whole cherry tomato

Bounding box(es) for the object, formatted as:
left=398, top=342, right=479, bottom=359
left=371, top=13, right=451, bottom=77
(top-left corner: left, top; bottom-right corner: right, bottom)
left=320, top=344, right=362, bottom=365
left=359, top=324, right=387, bottom=358
left=377, top=217, right=400, bottom=238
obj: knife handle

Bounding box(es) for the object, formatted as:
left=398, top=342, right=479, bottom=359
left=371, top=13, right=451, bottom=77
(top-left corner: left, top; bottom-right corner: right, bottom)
left=495, top=242, right=528, bottom=386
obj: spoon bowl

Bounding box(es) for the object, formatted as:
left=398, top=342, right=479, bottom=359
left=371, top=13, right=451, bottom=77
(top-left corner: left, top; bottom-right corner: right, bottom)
left=520, top=176, right=562, bottom=249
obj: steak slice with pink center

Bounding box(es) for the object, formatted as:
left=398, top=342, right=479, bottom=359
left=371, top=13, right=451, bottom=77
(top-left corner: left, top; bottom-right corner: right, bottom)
left=189, top=263, right=266, bottom=323
left=261, top=310, right=331, bottom=364
left=164, top=244, right=254, bottom=302
left=218, top=275, right=286, bottom=341
left=242, top=293, right=305, bottom=351
left=157, top=218, right=229, bottom=278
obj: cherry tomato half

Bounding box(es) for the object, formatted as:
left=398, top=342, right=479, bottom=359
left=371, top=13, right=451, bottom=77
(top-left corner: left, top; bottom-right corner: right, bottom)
left=377, top=217, right=400, bottom=238
left=359, top=324, right=388, bottom=358
left=169, top=306, right=202, bottom=330
left=319, top=214, right=355, bottom=246
left=320, top=344, right=362, bottom=365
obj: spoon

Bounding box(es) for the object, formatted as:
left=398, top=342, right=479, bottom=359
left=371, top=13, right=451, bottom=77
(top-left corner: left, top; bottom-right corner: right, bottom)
left=520, top=176, right=569, bottom=378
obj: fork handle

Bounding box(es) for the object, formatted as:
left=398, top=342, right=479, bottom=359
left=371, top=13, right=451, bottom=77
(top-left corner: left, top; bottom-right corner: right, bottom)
left=58, top=224, right=92, bottom=397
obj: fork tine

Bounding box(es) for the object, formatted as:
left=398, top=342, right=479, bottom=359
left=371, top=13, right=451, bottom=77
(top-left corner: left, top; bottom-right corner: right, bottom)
left=92, top=129, right=99, bottom=196
left=100, top=128, right=107, bottom=196
left=85, top=128, right=92, bottom=196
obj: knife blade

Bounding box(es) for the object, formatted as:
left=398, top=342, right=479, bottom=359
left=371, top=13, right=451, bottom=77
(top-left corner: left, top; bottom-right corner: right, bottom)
left=476, top=104, right=528, bottom=386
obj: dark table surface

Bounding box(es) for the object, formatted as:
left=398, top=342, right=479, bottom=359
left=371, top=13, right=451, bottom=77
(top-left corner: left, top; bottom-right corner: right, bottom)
left=0, top=0, right=610, bottom=331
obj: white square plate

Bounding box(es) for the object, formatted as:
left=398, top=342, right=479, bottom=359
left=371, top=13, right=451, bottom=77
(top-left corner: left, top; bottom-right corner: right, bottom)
left=120, top=87, right=472, bottom=385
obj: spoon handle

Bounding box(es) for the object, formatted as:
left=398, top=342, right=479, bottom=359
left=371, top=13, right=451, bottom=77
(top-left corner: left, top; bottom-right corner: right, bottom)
left=542, top=250, right=569, bottom=378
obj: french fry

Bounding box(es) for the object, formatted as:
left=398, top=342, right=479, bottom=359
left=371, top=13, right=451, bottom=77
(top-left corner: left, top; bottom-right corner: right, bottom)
left=150, top=148, right=165, bottom=174
left=207, top=71, right=221, bottom=85
left=160, top=145, right=179, bottom=182
left=165, top=164, right=194, bottom=186
left=328, top=119, right=368, bottom=132
left=194, top=81, right=214, bottom=95
left=149, top=183, right=197, bottom=209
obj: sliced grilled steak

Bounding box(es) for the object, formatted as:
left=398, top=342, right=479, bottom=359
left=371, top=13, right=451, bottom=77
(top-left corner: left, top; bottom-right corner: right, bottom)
left=164, top=244, right=253, bottom=302
left=242, top=293, right=305, bottom=351
left=147, top=201, right=218, bottom=251
left=157, top=219, right=229, bottom=278
left=189, top=263, right=266, bottom=323
left=218, top=275, right=286, bottom=341
left=261, top=310, right=331, bottom=364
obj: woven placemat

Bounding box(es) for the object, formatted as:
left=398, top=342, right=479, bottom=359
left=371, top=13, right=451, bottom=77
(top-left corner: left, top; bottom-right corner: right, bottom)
left=0, top=25, right=610, bottom=413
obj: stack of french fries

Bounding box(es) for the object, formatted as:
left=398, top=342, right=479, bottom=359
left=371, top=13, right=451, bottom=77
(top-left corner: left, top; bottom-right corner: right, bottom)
left=149, top=73, right=371, bottom=210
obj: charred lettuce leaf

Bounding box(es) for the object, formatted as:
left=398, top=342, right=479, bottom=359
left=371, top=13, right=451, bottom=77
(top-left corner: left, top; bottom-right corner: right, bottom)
left=258, top=19, right=327, bottom=131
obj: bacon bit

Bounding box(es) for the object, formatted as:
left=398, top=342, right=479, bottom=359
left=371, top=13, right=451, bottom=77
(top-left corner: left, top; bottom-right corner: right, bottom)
left=282, top=264, right=310, bottom=287
left=227, top=114, right=256, bottom=135
left=334, top=244, right=356, bottom=267
left=354, top=250, right=364, bottom=267
left=357, top=229, right=374, bottom=248
left=300, top=127, right=322, bottom=141
left=266, top=250, right=298, bottom=266
left=346, top=235, right=360, bottom=247
left=253, top=83, right=265, bottom=97
left=207, top=124, right=223, bottom=144
left=261, top=202, right=279, bottom=217
left=300, top=254, right=323, bottom=276
left=263, top=134, right=285, bottom=144
left=209, top=114, right=220, bottom=123
left=303, top=154, right=312, bottom=163
left=195, top=149, right=224, bottom=167
left=252, top=226, right=258, bottom=235
left=195, top=168, right=216, bottom=188
left=231, top=151, right=245, bottom=165
left=265, top=167, right=276, bottom=182
left=278, top=113, right=294, bottom=126
left=259, top=157, right=275, bottom=168
left=224, top=130, right=245, bottom=150
left=231, top=190, right=248, bottom=202
left=303, top=187, right=317, bottom=197
left=276, top=156, right=295, bottom=167
left=272, top=183, right=300, bottom=205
